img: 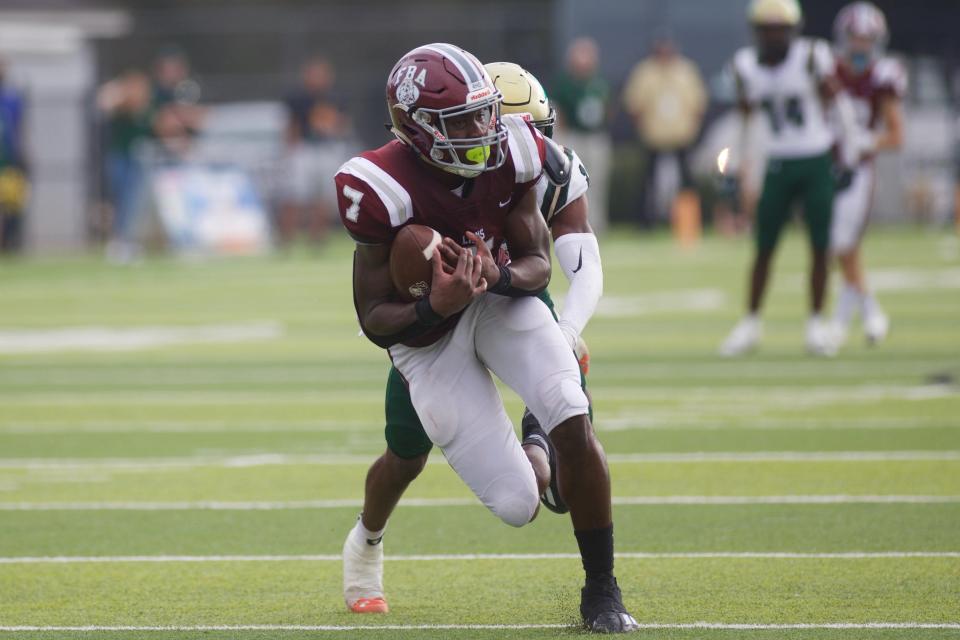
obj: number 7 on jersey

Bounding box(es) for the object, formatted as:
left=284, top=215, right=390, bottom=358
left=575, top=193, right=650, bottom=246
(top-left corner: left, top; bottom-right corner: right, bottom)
left=342, top=184, right=364, bottom=222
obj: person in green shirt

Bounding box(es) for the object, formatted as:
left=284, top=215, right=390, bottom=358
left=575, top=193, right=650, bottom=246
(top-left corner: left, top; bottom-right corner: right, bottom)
left=551, top=37, right=612, bottom=232
left=97, top=70, right=155, bottom=263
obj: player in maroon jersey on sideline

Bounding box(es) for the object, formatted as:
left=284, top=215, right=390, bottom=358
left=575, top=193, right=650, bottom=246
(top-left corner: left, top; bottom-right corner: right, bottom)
left=333, top=43, right=638, bottom=633
left=831, top=2, right=906, bottom=346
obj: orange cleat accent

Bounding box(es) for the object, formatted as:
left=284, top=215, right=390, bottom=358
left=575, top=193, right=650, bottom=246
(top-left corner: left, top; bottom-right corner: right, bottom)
left=349, top=597, right=389, bottom=614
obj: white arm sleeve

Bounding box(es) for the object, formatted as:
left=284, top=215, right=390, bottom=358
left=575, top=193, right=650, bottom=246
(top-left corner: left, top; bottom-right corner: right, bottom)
left=726, top=55, right=753, bottom=175
left=553, top=232, right=603, bottom=347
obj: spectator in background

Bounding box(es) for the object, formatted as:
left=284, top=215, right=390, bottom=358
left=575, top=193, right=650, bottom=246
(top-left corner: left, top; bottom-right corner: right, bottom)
left=623, top=35, right=707, bottom=228
left=955, top=120, right=960, bottom=234
left=151, top=46, right=205, bottom=158
left=550, top=38, right=612, bottom=233
left=152, top=46, right=200, bottom=107
left=97, top=70, right=155, bottom=263
left=0, top=57, right=29, bottom=254
left=280, top=56, right=352, bottom=247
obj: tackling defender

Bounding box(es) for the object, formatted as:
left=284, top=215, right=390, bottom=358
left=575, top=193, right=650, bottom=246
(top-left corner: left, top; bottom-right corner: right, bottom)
left=335, top=45, right=636, bottom=633
left=830, top=2, right=905, bottom=346
left=720, top=0, right=859, bottom=357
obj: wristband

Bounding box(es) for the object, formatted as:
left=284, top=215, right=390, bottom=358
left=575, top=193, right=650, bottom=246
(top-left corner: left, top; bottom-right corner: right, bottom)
left=487, top=265, right=513, bottom=295
left=487, top=264, right=546, bottom=298
left=415, top=296, right=444, bottom=326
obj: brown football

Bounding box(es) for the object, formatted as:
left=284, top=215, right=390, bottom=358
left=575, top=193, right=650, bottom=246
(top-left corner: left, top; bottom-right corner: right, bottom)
left=389, top=224, right=442, bottom=302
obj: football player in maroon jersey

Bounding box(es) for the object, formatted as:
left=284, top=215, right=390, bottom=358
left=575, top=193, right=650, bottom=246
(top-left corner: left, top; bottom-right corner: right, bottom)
left=831, top=2, right=906, bottom=346
left=334, top=43, right=637, bottom=633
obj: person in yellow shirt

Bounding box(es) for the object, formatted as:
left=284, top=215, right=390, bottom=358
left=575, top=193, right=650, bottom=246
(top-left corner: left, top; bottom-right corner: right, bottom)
left=622, top=35, right=707, bottom=228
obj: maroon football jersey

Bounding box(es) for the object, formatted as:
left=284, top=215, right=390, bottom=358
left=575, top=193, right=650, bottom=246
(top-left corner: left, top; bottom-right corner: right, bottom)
left=334, top=114, right=547, bottom=347
left=836, top=56, right=907, bottom=131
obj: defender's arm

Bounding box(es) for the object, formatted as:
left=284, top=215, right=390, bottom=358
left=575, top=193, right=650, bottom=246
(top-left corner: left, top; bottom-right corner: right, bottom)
left=551, top=194, right=603, bottom=349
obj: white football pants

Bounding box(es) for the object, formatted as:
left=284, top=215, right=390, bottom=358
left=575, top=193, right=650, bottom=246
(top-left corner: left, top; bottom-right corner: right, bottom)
left=831, top=164, right=875, bottom=254
left=389, top=293, right=589, bottom=527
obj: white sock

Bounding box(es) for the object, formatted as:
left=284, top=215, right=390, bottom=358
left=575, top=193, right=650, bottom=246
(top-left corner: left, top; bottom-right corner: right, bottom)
left=356, top=515, right=385, bottom=545
left=861, top=292, right=882, bottom=318
left=834, top=284, right=861, bottom=327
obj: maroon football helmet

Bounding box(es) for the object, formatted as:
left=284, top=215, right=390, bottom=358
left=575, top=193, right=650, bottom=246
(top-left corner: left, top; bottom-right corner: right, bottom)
left=386, top=43, right=508, bottom=178
left=834, top=2, right=889, bottom=71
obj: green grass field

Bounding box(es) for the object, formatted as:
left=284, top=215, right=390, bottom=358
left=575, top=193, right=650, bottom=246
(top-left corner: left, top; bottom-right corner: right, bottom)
left=0, top=226, right=958, bottom=639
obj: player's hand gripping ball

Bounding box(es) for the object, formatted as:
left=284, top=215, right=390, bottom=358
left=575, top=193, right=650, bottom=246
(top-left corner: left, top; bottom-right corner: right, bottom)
left=389, top=224, right=443, bottom=302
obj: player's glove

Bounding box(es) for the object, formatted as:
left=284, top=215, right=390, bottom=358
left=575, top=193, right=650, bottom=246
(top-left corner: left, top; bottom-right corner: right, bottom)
left=832, top=164, right=854, bottom=193
left=559, top=320, right=590, bottom=377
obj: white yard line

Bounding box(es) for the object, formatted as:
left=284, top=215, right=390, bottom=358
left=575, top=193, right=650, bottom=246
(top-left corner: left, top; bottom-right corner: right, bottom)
left=590, top=385, right=958, bottom=405
left=0, top=420, right=380, bottom=434
left=0, top=323, right=283, bottom=354
left=612, top=494, right=960, bottom=504
left=2, top=494, right=957, bottom=511
left=3, top=384, right=955, bottom=406
left=0, top=358, right=951, bottom=385
left=0, top=390, right=381, bottom=406
left=1, top=450, right=957, bottom=470
left=1, top=552, right=958, bottom=564
left=596, top=289, right=726, bottom=317
left=1, top=416, right=952, bottom=434
left=1, top=623, right=959, bottom=631
left=604, top=451, right=960, bottom=463
left=598, top=416, right=954, bottom=432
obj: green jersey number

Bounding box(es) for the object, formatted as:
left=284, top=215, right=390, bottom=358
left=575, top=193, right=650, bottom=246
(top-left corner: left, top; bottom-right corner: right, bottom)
left=761, top=96, right=805, bottom=134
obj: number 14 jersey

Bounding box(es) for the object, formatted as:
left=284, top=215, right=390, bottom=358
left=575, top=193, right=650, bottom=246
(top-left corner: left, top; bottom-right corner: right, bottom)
left=732, top=37, right=836, bottom=159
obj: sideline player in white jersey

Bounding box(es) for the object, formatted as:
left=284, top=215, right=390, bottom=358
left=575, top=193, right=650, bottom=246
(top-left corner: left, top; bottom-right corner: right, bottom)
left=831, top=2, right=905, bottom=346
left=720, top=0, right=860, bottom=357
left=337, top=45, right=637, bottom=633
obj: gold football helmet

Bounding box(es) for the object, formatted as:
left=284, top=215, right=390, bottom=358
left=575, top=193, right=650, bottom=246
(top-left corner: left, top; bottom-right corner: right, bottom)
left=749, top=0, right=803, bottom=26
left=484, top=61, right=556, bottom=138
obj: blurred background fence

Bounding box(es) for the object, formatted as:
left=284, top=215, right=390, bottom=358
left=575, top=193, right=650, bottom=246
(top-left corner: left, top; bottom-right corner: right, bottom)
left=0, top=0, right=957, bottom=254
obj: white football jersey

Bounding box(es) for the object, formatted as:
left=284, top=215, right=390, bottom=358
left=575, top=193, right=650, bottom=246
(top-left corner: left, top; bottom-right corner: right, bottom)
left=732, top=37, right=836, bottom=159
left=534, top=145, right=590, bottom=225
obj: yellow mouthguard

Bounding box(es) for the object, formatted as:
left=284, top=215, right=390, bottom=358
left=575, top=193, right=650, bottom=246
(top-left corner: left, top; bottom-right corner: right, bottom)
left=464, top=145, right=492, bottom=164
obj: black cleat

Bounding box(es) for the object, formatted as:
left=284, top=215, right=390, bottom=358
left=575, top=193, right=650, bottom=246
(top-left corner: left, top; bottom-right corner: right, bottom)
left=521, top=409, right=568, bottom=514
left=580, top=577, right=639, bottom=634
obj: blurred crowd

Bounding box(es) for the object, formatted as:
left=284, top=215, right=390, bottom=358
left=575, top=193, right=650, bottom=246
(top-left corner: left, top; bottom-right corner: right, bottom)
left=0, top=15, right=956, bottom=258
left=80, top=36, right=717, bottom=260
left=0, top=38, right=681, bottom=257
left=95, top=47, right=206, bottom=261
left=549, top=34, right=710, bottom=235
left=91, top=47, right=356, bottom=262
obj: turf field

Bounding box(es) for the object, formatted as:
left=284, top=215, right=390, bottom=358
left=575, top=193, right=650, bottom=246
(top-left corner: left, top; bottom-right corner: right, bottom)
left=0, top=226, right=958, bottom=639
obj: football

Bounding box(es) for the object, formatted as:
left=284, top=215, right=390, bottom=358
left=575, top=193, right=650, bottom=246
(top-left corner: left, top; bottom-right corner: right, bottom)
left=389, top=224, right=442, bottom=302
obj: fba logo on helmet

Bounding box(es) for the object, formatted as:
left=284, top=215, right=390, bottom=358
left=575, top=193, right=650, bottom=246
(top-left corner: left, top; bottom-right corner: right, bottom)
left=395, top=65, right=428, bottom=105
